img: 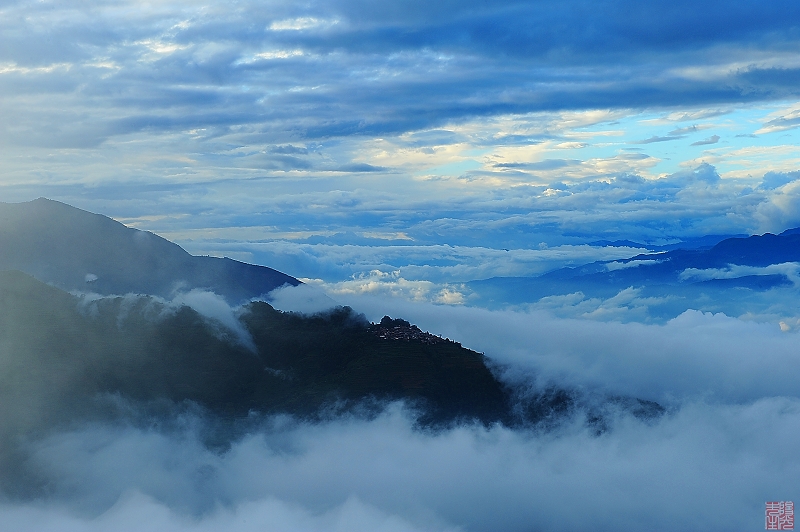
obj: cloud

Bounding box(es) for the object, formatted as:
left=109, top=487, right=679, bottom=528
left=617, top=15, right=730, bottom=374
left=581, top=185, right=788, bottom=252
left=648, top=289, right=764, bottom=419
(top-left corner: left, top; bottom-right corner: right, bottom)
left=606, top=258, right=663, bottom=271
left=35, top=157, right=797, bottom=291
left=2, top=399, right=798, bottom=532
left=11, top=156, right=799, bottom=297
left=0, top=491, right=451, bottom=532
left=761, top=171, right=800, bottom=190
left=520, top=287, right=675, bottom=322
left=2, top=0, right=800, bottom=157
left=73, top=289, right=258, bottom=350
left=187, top=242, right=649, bottom=285
left=269, top=17, right=339, bottom=32
left=679, top=262, right=800, bottom=285
left=169, top=289, right=256, bottom=350
left=634, top=135, right=683, bottom=144
left=493, top=159, right=579, bottom=170
left=668, top=125, right=700, bottom=135
left=3, top=285, right=800, bottom=531
left=5, top=2, right=800, bottom=527
left=328, top=295, right=800, bottom=403
left=301, top=270, right=470, bottom=305
left=690, top=134, right=720, bottom=146
left=266, top=283, right=339, bottom=314
left=756, top=103, right=800, bottom=134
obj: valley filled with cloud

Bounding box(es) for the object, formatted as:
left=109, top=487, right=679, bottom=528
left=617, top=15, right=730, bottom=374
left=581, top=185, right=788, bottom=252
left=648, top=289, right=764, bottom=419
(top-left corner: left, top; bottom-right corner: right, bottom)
left=2, top=286, right=799, bottom=531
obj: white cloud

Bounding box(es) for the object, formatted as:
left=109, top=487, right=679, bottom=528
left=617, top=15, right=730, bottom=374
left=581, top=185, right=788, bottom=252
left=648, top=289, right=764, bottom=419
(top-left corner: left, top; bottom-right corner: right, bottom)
left=134, top=39, right=190, bottom=56
left=238, top=50, right=306, bottom=63
left=168, top=289, right=255, bottom=349
left=269, top=17, right=338, bottom=31
left=5, top=399, right=799, bottom=531
left=266, top=283, right=339, bottom=314
left=0, top=62, right=72, bottom=75
left=7, top=283, right=800, bottom=532
left=74, top=289, right=258, bottom=350
left=176, top=239, right=649, bottom=285
left=606, top=258, right=663, bottom=271
left=756, top=102, right=800, bottom=135
left=306, top=270, right=469, bottom=305
left=679, top=262, right=800, bottom=285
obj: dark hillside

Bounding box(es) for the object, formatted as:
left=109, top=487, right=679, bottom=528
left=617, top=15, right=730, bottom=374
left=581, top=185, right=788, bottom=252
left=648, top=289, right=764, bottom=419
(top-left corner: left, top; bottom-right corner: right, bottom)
left=0, top=198, right=299, bottom=303
left=0, top=270, right=663, bottom=496
left=0, top=271, right=510, bottom=442
left=242, top=305, right=509, bottom=424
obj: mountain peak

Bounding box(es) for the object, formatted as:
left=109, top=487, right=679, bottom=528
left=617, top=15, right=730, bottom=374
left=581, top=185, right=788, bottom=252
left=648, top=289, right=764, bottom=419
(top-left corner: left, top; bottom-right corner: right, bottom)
left=0, top=199, right=299, bottom=303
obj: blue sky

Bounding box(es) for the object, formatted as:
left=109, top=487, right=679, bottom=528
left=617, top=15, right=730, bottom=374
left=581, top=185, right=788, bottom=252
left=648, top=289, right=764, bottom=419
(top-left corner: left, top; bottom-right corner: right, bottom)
left=4, top=0, right=800, bottom=296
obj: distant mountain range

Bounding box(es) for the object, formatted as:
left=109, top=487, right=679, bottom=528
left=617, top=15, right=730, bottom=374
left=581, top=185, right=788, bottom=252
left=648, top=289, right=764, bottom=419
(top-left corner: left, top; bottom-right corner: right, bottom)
left=588, top=232, right=748, bottom=251
left=8, top=198, right=795, bottom=313
left=0, top=198, right=299, bottom=304
left=470, top=228, right=800, bottom=311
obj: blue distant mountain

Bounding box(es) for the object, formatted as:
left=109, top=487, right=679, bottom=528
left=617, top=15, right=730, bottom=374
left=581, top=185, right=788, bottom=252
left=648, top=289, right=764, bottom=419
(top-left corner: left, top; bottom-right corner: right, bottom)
left=0, top=198, right=300, bottom=304
left=470, top=229, right=800, bottom=315
left=589, top=232, right=748, bottom=251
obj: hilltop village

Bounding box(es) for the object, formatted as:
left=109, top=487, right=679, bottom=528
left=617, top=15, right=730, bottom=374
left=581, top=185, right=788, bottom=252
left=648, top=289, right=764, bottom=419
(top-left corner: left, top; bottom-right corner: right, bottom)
left=369, top=316, right=457, bottom=346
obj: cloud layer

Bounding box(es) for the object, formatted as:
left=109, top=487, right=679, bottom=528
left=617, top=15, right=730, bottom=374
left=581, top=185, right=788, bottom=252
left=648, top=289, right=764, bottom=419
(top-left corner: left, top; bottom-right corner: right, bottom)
left=4, top=0, right=800, bottom=283
left=3, top=0, right=800, bottom=151
left=2, top=375, right=797, bottom=532
left=2, top=289, right=799, bottom=531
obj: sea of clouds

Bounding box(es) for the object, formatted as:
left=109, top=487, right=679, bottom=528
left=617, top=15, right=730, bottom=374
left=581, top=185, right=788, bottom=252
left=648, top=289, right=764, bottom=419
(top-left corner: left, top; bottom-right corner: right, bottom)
left=2, top=0, right=800, bottom=528
left=1, top=286, right=797, bottom=531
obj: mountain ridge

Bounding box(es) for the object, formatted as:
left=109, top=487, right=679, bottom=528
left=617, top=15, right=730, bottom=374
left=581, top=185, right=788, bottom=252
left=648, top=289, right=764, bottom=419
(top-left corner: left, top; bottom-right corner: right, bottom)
left=469, top=228, right=800, bottom=311
left=0, top=198, right=300, bottom=304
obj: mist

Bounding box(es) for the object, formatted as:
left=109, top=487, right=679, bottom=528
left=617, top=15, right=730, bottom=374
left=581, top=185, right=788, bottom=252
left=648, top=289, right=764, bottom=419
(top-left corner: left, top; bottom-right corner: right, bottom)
left=1, top=399, right=797, bottom=531
left=1, top=285, right=797, bottom=530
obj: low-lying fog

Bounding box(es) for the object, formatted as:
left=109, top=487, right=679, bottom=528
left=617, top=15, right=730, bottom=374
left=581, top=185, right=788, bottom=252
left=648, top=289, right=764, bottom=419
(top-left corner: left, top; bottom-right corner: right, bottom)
left=2, top=285, right=798, bottom=531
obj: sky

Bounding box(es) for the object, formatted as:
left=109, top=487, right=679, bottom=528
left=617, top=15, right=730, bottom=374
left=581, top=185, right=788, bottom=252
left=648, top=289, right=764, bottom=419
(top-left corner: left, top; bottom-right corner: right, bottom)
left=3, top=3, right=800, bottom=529
left=4, top=0, right=800, bottom=294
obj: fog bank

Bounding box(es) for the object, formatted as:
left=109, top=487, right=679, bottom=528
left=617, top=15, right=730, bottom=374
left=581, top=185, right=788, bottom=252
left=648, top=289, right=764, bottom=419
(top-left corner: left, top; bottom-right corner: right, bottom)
left=2, top=399, right=798, bottom=531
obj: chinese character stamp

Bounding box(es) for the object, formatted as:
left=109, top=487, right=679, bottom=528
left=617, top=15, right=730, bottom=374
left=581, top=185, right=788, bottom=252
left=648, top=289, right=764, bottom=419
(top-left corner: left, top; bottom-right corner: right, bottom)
left=766, top=501, right=794, bottom=530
